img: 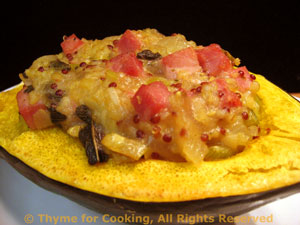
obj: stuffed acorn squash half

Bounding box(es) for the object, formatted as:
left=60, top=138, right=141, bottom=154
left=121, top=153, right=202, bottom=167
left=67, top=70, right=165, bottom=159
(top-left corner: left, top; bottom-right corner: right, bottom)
left=0, top=29, right=300, bottom=202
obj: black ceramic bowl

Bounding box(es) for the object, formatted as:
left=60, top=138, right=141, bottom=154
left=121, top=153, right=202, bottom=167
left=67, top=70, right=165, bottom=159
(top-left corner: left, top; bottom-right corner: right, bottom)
left=1, top=147, right=300, bottom=225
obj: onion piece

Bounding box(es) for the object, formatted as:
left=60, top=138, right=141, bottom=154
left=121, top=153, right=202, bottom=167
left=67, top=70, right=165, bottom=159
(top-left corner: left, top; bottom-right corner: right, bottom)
left=101, top=133, right=148, bottom=160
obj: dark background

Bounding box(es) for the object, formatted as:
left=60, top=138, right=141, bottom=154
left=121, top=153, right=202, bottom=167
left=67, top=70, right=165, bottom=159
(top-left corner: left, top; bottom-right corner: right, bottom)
left=1, top=0, right=299, bottom=92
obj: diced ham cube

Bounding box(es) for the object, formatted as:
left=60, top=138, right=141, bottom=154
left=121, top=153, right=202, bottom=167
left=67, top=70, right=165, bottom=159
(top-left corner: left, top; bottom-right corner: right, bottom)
left=234, top=66, right=252, bottom=92
left=196, top=44, right=232, bottom=76
left=17, top=87, right=52, bottom=129
left=116, top=30, right=141, bottom=54
left=108, top=52, right=144, bottom=76
left=216, top=79, right=242, bottom=108
left=162, top=47, right=201, bottom=79
left=60, top=34, right=84, bottom=55
left=131, top=82, right=171, bottom=121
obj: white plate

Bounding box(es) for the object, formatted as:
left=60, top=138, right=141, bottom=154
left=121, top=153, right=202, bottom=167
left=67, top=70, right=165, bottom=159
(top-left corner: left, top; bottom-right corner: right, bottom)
left=1, top=86, right=300, bottom=225
left=1, top=159, right=300, bottom=225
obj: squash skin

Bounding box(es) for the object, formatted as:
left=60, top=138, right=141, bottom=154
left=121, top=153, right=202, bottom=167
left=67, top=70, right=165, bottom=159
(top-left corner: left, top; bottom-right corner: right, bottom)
left=0, top=75, right=300, bottom=202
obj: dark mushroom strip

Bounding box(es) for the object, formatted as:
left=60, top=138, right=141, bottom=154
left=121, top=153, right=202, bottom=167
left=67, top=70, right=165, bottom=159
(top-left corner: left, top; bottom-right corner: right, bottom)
left=76, top=105, right=108, bottom=164
left=92, top=122, right=108, bottom=162
left=48, top=108, right=67, bottom=124
left=91, top=123, right=100, bottom=162
left=24, top=85, right=34, bottom=93
left=137, top=50, right=162, bottom=60
left=46, top=93, right=63, bottom=103
left=75, top=105, right=92, bottom=124
left=79, top=122, right=108, bottom=165
left=22, top=72, right=28, bottom=79
left=49, top=60, right=71, bottom=70
left=79, top=125, right=98, bottom=165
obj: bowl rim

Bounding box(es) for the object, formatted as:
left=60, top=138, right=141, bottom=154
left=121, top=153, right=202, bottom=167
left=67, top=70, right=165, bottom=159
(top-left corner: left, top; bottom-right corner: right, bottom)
left=1, top=146, right=300, bottom=225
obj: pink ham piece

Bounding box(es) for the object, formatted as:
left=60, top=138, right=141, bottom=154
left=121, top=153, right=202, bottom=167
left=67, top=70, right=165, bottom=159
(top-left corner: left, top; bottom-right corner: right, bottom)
left=162, top=47, right=201, bottom=79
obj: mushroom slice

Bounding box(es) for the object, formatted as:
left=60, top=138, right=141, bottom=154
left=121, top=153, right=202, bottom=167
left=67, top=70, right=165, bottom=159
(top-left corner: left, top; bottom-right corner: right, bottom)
left=79, top=122, right=108, bottom=165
